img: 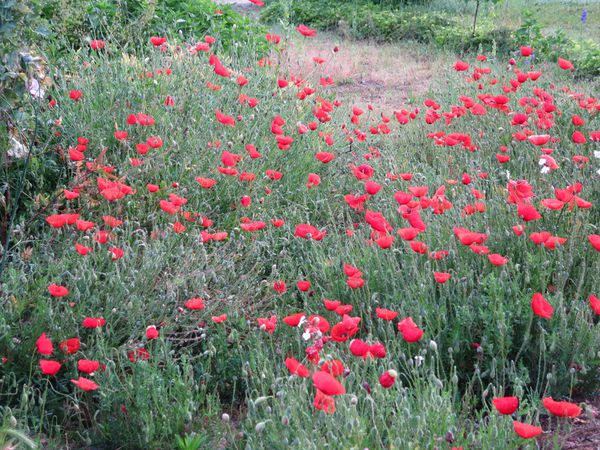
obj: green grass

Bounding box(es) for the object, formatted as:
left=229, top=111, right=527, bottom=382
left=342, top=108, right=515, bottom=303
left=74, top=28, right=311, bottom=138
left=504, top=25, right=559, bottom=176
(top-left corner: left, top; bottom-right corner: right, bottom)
left=1, top=12, right=600, bottom=450
left=497, top=0, right=600, bottom=43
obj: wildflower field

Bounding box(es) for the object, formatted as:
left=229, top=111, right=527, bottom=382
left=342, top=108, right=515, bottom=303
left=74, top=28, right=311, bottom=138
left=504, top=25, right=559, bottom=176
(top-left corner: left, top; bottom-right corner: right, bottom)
left=1, top=1, right=600, bottom=449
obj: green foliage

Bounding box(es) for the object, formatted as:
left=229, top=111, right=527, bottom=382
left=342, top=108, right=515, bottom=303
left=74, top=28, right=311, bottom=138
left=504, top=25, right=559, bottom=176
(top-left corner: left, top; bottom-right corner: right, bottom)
left=262, top=0, right=512, bottom=52
left=515, top=10, right=600, bottom=77
left=0, top=0, right=267, bottom=269
left=2, top=34, right=599, bottom=448
left=1, top=1, right=600, bottom=447
left=263, top=0, right=599, bottom=76
left=35, top=0, right=267, bottom=54
left=175, top=432, right=209, bottom=450
left=0, top=412, right=37, bottom=449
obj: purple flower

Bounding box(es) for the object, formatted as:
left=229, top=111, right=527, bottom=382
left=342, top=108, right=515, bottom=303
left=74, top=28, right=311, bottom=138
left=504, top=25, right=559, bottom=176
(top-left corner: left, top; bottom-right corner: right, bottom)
left=581, top=8, right=588, bottom=25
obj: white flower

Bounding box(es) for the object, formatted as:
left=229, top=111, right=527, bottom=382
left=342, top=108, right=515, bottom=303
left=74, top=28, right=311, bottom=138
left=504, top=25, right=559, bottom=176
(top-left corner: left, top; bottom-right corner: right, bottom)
left=593, top=150, right=600, bottom=159
left=27, top=78, right=45, bottom=98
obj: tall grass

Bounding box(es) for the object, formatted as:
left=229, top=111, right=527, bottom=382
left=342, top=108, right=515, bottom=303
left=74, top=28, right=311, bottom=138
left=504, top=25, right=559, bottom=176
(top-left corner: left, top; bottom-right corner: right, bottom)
left=1, top=18, right=599, bottom=448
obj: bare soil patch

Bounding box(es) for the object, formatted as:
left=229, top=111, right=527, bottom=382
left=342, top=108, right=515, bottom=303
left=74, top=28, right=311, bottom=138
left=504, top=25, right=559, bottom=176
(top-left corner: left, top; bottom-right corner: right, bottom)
left=278, top=33, right=445, bottom=111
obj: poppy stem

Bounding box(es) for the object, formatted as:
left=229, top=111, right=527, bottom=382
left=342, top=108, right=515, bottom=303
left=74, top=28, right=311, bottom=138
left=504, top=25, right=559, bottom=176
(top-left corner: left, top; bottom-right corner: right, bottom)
left=514, top=312, right=533, bottom=363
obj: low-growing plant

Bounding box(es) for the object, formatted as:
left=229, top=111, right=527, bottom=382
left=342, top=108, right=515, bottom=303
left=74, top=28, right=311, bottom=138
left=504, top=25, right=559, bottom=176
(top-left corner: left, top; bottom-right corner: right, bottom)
left=1, top=9, right=599, bottom=450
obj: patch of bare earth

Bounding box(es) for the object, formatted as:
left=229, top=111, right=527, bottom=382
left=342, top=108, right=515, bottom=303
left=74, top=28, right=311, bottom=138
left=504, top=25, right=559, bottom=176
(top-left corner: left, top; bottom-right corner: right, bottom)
left=277, top=33, right=444, bottom=112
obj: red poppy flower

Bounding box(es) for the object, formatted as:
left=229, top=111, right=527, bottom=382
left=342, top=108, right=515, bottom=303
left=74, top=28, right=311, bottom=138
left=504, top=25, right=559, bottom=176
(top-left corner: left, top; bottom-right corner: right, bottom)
left=146, top=325, right=159, bottom=339
left=114, top=131, right=127, bottom=140
left=77, top=359, right=100, bottom=374
left=397, top=317, right=423, bottom=342
left=488, top=254, right=508, bottom=266
left=589, top=294, right=600, bottom=315
left=588, top=234, right=600, bottom=251
left=531, top=293, right=553, bottom=319
left=513, top=421, right=542, bottom=439
left=492, top=396, right=519, bottom=415
left=212, top=314, right=227, bottom=323
left=185, top=297, right=205, bottom=310
left=128, top=348, right=150, bottom=362
left=379, top=370, right=397, bottom=388
left=296, top=24, right=317, bottom=37
left=150, top=36, right=166, bottom=46
left=313, top=389, right=335, bottom=413
left=71, top=376, right=99, bottom=391
left=312, top=371, right=345, bottom=396
left=320, top=360, right=344, bottom=377
left=315, top=152, right=335, bottom=163
left=283, top=313, right=305, bottom=327
left=69, top=90, right=82, bottom=101
left=257, top=316, right=277, bottom=334
left=108, top=247, right=124, bottom=260
left=90, top=40, right=105, bottom=50
left=557, top=57, right=574, bottom=70
left=82, top=317, right=105, bottom=328
left=36, top=333, right=53, bottom=355
left=376, top=307, right=398, bottom=321
left=296, top=280, right=311, bottom=292
left=285, top=357, right=309, bottom=377
left=273, top=280, right=287, bottom=294
left=346, top=276, right=365, bottom=289
left=433, top=272, right=451, bottom=284
left=453, top=60, right=469, bottom=71
left=48, top=284, right=69, bottom=297
left=543, top=397, right=581, bottom=417
left=59, top=338, right=80, bottom=354
left=39, top=359, right=61, bottom=376
left=520, top=46, right=533, bottom=57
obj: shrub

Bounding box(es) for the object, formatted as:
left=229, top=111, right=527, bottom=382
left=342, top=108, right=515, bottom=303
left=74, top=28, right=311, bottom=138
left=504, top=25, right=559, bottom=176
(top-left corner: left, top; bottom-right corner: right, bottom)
left=515, top=11, right=600, bottom=77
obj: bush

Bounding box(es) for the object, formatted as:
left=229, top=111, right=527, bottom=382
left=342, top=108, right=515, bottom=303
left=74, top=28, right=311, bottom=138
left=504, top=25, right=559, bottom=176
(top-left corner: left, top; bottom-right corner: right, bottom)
left=37, top=0, right=267, bottom=53
left=515, top=10, right=600, bottom=77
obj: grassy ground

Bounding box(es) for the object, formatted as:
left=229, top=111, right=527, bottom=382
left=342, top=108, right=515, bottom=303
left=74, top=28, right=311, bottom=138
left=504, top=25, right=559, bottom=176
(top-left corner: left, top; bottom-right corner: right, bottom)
left=410, top=0, right=600, bottom=42
left=498, top=0, right=600, bottom=42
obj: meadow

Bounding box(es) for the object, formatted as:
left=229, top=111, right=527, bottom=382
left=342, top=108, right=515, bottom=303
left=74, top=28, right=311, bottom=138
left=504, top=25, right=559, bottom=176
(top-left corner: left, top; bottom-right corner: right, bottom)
left=1, top=1, right=600, bottom=449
